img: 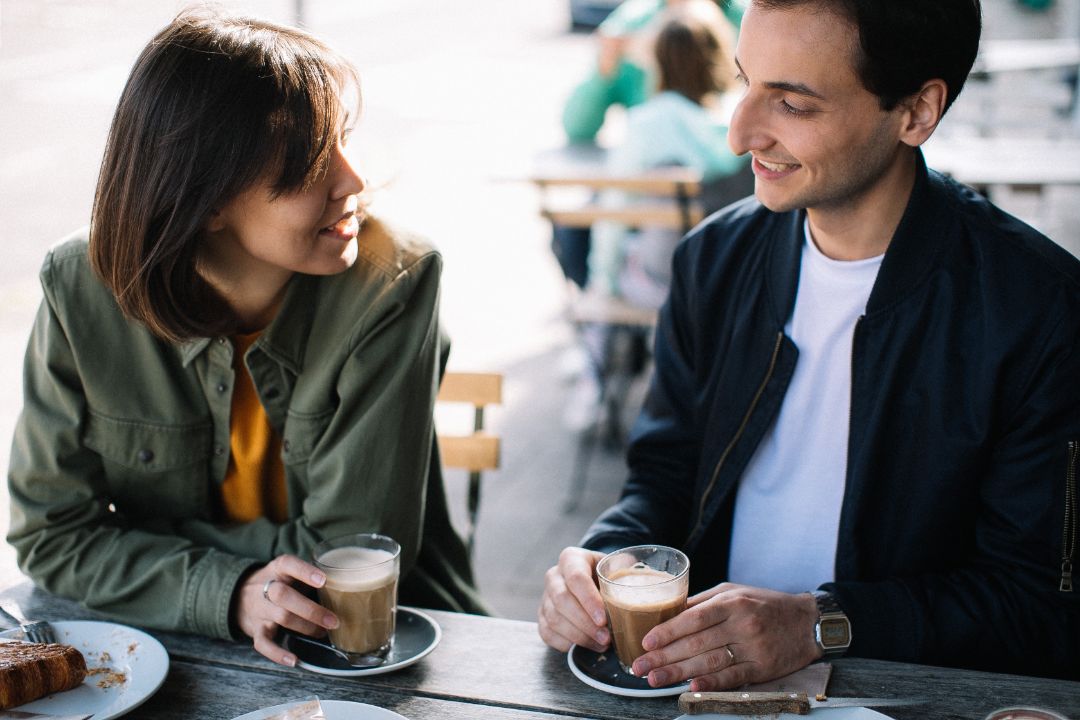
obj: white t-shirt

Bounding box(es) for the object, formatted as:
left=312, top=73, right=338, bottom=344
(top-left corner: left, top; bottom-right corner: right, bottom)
left=727, top=220, right=883, bottom=593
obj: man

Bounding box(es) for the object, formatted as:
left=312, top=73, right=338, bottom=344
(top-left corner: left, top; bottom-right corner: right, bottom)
left=539, top=0, right=1080, bottom=690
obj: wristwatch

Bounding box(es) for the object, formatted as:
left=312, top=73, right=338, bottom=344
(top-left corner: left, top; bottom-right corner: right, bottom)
left=812, top=591, right=852, bottom=658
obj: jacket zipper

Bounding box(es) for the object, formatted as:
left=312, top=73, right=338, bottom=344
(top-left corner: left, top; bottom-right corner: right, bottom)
left=689, top=331, right=784, bottom=542
left=1063, top=440, right=1078, bottom=592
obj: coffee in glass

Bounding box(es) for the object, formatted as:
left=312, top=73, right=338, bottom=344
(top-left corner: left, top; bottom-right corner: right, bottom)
left=597, top=545, right=690, bottom=675
left=313, top=533, right=400, bottom=665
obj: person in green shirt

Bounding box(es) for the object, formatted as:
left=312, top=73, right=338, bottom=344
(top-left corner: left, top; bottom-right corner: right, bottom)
left=7, top=8, right=483, bottom=668
left=562, top=0, right=747, bottom=143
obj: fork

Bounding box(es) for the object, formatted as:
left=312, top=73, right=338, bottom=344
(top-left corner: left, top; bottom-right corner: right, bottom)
left=0, top=604, right=58, bottom=644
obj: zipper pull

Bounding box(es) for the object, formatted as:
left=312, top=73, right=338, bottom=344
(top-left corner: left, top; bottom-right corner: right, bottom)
left=1062, top=559, right=1074, bottom=593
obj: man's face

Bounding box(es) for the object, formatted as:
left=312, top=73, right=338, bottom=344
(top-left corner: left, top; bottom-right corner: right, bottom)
left=728, top=3, right=910, bottom=215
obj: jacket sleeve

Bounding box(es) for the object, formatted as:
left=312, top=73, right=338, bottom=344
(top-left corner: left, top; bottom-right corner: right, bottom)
left=824, top=310, right=1080, bottom=678
left=582, top=241, right=702, bottom=552
left=7, top=272, right=256, bottom=641
left=172, top=254, right=447, bottom=617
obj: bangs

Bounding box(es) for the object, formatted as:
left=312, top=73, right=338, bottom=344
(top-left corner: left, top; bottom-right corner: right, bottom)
left=263, top=42, right=361, bottom=195
left=268, top=54, right=361, bottom=195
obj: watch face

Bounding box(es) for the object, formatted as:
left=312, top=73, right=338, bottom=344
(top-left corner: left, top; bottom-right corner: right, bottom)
left=820, top=617, right=851, bottom=648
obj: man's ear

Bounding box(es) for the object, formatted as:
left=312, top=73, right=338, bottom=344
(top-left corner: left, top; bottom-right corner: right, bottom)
left=899, top=78, right=948, bottom=147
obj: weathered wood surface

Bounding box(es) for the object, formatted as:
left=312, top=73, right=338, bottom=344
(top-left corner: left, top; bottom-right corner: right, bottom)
left=125, top=660, right=575, bottom=720
left=4, top=582, right=1079, bottom=720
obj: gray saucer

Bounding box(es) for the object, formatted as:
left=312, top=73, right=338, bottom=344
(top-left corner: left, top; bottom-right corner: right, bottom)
left=282, top=606, right=440, bottom=677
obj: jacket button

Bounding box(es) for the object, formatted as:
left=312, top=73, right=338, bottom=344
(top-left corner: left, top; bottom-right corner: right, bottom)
left=217, top=337, right=227, bottom=345
left=283, top=440, right=291, bottom=453
left=137, top=449, right=154, bottom=463
left=216, top=383, right=227, bottom=393
left=214, top=444, right=225, bottom=456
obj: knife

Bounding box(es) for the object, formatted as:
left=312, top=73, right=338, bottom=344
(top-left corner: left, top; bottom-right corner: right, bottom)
left=679, top=691, right=926, bottom=715
left=0, top=712, right=93, bottom=720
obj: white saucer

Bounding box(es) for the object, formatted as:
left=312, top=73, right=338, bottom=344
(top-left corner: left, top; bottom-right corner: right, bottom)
left=567, top=643, right=691, bottom=698
left=281, top=606, right=440, bottom=677
left=231, top=699, right=408, bottom=720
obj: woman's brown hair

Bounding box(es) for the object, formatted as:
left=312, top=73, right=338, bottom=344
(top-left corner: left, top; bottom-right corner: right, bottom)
left=89, top=7, right=360, bottom=342
left=654, top=3, right=737, bottom=105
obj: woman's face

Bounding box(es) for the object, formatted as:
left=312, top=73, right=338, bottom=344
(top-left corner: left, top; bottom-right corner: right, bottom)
left=204, top=135, right=366, bottom=285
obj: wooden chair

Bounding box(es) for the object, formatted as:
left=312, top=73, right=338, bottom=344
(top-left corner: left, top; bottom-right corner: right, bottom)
left=532, top=167, right=707, bottom=510
left=436, top=372, right=503, bottom=557
left=532, top=166, right=706, bottom=234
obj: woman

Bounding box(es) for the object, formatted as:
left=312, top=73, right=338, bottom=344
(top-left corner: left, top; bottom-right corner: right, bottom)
left=7, top=8, right=483, bottom=667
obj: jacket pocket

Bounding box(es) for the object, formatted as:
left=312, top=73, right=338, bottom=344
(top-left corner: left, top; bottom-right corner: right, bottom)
left=1063, top=440, right=1077, bottom=592
left=281, top=408, right=335, bottom=466
left=84, top=412, right=212, bottom=519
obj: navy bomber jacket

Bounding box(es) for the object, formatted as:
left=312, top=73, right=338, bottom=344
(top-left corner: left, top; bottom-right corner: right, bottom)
left=582, top=151, right=1080, bottom=679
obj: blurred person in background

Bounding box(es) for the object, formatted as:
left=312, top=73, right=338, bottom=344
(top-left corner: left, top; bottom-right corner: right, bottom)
left=541, top=0, right=1079, bottom=688
left=552, top=0, right=746, bottom=292
left=566, top=1, right=748, bottom=428
left=563, top=0, right=747, bottom=144
left=7, top=8, right=483, bottom=668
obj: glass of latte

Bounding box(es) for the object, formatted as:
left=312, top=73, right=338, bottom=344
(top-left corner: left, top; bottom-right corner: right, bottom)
left=597, top=545, right=689, bottom=675
left=313, top=533, right=400, bottom=665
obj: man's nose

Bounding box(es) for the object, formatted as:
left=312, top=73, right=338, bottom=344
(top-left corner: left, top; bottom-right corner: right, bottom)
left=728, top=93, right=766, bottom=157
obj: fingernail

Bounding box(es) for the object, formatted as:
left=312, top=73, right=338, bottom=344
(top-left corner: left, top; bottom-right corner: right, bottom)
left=642, top=634, right=657, bottom=651
left=593, top=610, right=606, bottom=625
left=595, top=628, right=609, bottom=645
left=634, top=658, right=652, bottom=675
left=324, top=614, right=338, bottom=628
left=311, top=572, right=326, bottom=587
left=283, top=654, right=297, bottom=667
left=649, top=670, right=666, bottom=686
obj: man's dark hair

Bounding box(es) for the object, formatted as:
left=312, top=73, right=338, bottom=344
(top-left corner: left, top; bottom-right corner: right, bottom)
left=753, top=0, right=982, bottom=113
left=89, top=8, right=360, bottom=342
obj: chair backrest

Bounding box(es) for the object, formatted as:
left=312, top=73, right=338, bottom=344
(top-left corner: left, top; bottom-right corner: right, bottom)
left=436, top=371, right=503, bottom=556
left=532, top=166, right=705, bottom=233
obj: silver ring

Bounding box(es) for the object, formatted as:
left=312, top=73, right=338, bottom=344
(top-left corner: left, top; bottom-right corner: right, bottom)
left=262, top=578, right=278, bottom=603
left=724, top=644, right=736, bottom=665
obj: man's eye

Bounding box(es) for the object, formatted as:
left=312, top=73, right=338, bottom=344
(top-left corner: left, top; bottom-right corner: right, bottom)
left=735, top=72, right=749, bottom=86
left=780, top=100, right=810, bottom=117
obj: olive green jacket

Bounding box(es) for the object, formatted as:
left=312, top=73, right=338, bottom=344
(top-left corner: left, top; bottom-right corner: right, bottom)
left=7, top=219, right=485, bottom=641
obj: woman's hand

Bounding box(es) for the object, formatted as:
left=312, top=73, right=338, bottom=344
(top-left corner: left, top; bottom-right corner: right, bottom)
left=233, top=554, right=339, bottom=666
left=630, top=583, right=823, bottom=690
left=538, top=547, right=610, bottom=653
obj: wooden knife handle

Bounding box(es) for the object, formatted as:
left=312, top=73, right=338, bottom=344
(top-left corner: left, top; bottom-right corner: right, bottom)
left=678, top=691, right=811, bottom=715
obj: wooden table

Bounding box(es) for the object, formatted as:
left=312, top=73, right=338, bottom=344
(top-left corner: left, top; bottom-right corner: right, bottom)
left=2, top=582, right=1077, bottom=720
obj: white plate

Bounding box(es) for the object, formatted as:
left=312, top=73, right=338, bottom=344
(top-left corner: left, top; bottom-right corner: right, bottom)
left=0, top=620, right=169, bottom=719
left=231, top=699, right=408, bottom=720
left=674, top=707, right=894, bottom=719
left=281, top=607, right=440, bottom=677
left=566, top=643, right=691, bottom=698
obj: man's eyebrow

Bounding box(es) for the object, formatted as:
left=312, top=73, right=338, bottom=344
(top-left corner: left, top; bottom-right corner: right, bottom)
left=734, top=57, right=827, bottom=100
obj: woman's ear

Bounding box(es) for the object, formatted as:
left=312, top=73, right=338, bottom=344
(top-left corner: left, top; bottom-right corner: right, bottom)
left=900, top=78, right=948, bottom=148
left=205, top=209, right=226, bottom=233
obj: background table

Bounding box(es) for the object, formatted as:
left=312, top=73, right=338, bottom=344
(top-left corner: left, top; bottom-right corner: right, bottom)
left=2, top=582, right=1077, bottom=720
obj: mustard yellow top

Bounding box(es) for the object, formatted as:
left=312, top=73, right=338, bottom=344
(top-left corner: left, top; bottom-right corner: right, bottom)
left=219, top=331, right=287, bottom=523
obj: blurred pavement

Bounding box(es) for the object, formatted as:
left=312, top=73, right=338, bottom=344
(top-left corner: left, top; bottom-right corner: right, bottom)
left=1, top=0, right=1078, bottom=624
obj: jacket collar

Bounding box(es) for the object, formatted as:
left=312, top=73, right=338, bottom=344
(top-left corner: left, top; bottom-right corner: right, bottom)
left=767, top=149, right=952, bottom=324
left=178, top=273, right=316, bottom=373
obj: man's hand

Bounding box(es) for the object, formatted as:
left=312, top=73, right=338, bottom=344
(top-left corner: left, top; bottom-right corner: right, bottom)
left=538, top=547, right=610, bottom=652
left=233, top=554, right=339, bottom=666
left=630, top=583, right=823, bottom=690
